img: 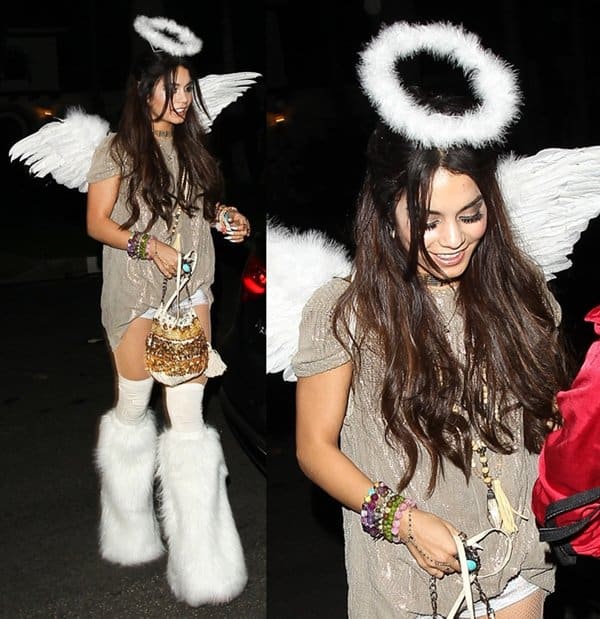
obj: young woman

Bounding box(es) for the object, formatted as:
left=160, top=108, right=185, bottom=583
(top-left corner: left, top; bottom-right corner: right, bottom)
left=293, top=102, right=572, bottom=616
left=86, top=48, right=251, bottom=606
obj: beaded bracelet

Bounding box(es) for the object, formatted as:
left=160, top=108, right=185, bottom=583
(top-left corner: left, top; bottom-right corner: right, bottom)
left=360, top=481, right=417, bottom=543
left=127, top=232, right=155, bottom=260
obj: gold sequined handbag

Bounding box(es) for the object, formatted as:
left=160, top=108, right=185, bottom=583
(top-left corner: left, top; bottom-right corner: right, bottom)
left=144, top=250, right=209, bottom=386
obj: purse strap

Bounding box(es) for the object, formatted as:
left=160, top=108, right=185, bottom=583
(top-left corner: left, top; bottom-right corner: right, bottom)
left=444, top=528, right=513, bottom=619
left=538, top=487, right=600, bottom=542
left=160, top=251, right=198, bottom=319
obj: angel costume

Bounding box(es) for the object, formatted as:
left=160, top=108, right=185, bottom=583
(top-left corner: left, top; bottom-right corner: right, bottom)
left=87, top=133, right=215, bottom=349
left=8, top=13, right=261, bottom=608
left=292, top=276, right=558, bottom=617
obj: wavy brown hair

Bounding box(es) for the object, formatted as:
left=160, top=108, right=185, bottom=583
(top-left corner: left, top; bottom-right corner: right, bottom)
left=111, top=50, right=223, bottom=231
left=333, top=114, right=571, bottom=496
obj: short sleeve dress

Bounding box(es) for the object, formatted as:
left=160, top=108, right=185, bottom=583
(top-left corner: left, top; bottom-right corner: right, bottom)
left=86, top=134, right=215, bottom=350
left=292, top=277, right=557, bottom=618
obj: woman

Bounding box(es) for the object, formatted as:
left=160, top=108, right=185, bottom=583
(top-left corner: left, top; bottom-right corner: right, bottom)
left=86, top=48, right=251, bottom=606
left=293, top=97, right=572, bottom=616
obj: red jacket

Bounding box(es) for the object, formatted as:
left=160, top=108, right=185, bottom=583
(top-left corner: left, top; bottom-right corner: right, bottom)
left=532, top=305, right=600, bottom=560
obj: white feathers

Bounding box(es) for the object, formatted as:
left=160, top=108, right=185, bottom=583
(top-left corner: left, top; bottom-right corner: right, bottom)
left=9, top=73, right=260, bottom=190
left=8, top=106, right=109, bottom=192
left=196, top=72, right=262, bottom=132
left=498, top=146, right=600, bottom=280
left=133, top=15, right=203, bottom=57
left=266, top=221, right=352, bottom=381
left=357, top=21, right=522, bottom=147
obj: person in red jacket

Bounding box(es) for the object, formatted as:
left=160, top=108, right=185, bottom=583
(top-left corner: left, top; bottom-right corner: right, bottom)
left=533, top=305, right=600, bottom=618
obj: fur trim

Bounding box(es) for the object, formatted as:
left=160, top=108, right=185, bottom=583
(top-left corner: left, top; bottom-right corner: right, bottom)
left=95, top=410, right=164, bottom=565
left=157, top=426, right=247, bottom=606
left=133, top=15, right=202, bottom=57
left=357, top=21, right=522, bottom=147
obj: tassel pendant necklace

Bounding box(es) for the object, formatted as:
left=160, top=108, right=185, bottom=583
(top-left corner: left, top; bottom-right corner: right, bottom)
left=472, top=439, right=523, bottom=533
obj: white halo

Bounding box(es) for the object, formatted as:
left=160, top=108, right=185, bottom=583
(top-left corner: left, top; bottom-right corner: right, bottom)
left=357, top=21, right=522, bottom=147
left=133, top=15, right=203, bottom=57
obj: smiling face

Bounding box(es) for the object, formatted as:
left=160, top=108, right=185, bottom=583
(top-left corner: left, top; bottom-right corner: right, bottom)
left=148, top=65, right=193, bottom=132
left=395, top=168, right=488, bottom=280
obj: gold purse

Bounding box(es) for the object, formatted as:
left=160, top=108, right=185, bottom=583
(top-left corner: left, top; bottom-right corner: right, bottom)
left=144, top=250, right=209, bottom=386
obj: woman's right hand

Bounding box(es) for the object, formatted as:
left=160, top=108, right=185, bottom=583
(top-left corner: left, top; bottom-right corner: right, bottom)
left=400, top=508, right=462, bottom=579
left=151, top=238, right=180, bottom=279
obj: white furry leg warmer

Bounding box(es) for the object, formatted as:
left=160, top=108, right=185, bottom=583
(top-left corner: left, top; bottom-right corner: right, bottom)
left=95, top=409, right=164, bottom=565
left=157, top=426, right=248, bottom=606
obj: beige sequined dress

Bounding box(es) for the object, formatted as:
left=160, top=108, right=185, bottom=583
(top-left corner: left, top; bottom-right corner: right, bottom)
left=292, top=277, right=556, bottom=618
left=86, top=134, right=215, bottom=350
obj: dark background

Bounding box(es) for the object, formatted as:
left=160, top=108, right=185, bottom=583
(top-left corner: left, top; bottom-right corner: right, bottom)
left=266, top=2, right=600, bottom=618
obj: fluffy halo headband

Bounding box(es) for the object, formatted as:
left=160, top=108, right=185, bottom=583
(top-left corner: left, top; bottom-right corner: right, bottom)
left=133, top=15, right=203, bottom=57
left=357, top=21, right=522, bottom=148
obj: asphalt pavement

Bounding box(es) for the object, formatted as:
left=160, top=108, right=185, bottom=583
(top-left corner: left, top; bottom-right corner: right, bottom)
left=0, top=272, right=265, bottom=619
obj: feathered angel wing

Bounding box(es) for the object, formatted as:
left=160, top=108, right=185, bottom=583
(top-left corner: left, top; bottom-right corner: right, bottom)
left=9, top=106, right=110, bottom=192
left=498, top=146, right=600, bottom=280
left=196, top=72, right=261, bottom=132
left=266, top=220, right=352, bottom=381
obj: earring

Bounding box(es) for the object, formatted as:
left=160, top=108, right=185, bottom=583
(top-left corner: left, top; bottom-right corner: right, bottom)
left=389, top=226, right=396, bottom=239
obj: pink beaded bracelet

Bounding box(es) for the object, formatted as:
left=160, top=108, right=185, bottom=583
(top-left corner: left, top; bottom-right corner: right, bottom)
left=390, top=498, right=417, bottom=543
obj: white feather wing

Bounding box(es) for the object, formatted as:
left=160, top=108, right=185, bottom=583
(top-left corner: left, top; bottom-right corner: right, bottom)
left=266, top=221, right=352, bottom=381
left=498, top=146, right=600, bottom=280
left=9, top=106, right=110, bottom=192
left=196, top=72, right=261, bottom=132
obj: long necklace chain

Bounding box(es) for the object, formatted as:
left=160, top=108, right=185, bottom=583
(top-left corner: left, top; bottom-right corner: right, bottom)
left=472, top=439, right=503, bottom=530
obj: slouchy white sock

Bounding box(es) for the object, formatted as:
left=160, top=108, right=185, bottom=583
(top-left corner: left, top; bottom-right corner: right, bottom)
left=115, top=375, right=154, bottom=425
left=165, top=382, right=205, bottom=433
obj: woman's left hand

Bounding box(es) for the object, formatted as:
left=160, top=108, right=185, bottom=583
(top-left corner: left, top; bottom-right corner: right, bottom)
left=216, top=204, right=251, bottom=243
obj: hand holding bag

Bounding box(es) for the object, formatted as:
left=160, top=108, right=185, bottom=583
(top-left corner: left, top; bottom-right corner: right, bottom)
left=145, top=250, right=211, bottom=386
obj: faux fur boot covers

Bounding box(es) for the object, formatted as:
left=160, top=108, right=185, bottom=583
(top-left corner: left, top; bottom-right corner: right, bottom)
left=95, top=409, right=164, bottom=565
left=157, top=426, right=247, bottom=605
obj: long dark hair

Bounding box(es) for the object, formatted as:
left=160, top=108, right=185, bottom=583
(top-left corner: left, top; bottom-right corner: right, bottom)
left=112, top=50, right=223, bottom=231
left=333, top=115, right=571, bottom=495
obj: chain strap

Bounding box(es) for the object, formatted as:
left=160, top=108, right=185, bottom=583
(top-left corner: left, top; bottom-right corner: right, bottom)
left=428, top=529, right=511, bottom=619
left=429, top=575, right=442, bottom=618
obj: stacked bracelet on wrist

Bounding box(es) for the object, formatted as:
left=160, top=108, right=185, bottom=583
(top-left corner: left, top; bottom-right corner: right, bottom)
left=360, top=481, right=417, bottom=544
left=127, top=232, right=156, bottom=260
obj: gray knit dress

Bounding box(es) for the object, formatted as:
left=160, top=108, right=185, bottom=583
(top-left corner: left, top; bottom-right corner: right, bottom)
left=86, top=134, right=215, bottom=350
left=292, top=277, right=557, bottom=618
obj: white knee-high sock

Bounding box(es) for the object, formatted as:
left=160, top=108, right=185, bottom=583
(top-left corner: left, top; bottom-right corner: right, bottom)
left=115, top=375, right=154, bottom=425
left=165, top=382, right=205, bottom=433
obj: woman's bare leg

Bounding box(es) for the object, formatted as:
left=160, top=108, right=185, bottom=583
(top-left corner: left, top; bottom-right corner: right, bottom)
left=113, top=316, right=154, bottom=380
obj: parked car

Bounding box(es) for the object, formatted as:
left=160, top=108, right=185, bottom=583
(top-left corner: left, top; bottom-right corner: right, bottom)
left=218, top=228, right=266, bottom=474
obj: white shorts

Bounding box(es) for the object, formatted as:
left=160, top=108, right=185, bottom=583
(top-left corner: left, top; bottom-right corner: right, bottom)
left=420, top=575, right=540, bottom=618
left=140, top=288, right=209, bottom=320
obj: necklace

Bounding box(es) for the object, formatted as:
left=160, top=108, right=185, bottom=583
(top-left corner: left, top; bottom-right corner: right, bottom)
left=471, top=438, right=521, bottom=533
left=153, top=129, right=173, bottom=138
left=422, top=273, right=458, bottom=287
